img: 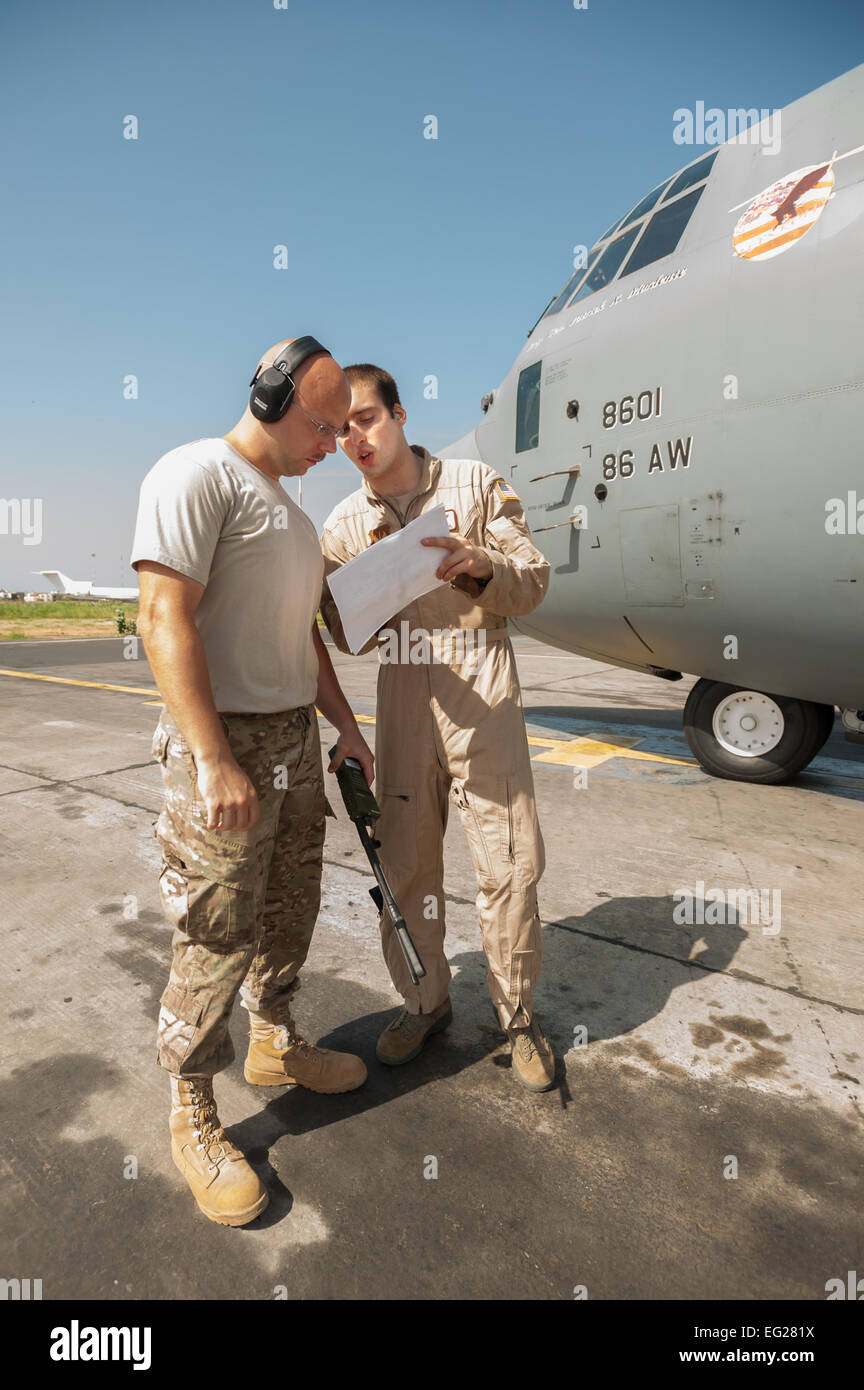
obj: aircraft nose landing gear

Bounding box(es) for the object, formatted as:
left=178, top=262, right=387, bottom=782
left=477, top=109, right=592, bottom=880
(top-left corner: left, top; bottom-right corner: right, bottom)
left=683, top=679, right=835, bottom=783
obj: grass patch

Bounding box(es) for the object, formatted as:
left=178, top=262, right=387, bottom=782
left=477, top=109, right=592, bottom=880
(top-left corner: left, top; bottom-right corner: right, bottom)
left=0, top=600, right=139, bottom=622
left=0, top=600, right=140, bottom=641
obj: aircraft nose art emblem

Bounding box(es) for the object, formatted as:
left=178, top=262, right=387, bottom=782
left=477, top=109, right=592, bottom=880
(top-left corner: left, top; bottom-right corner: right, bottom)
left=733, top=159, right=835, bottom=261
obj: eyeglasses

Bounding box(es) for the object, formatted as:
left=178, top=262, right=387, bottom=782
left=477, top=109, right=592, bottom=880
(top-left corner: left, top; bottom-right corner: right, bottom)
left=292, top=394, right=343, bottom=439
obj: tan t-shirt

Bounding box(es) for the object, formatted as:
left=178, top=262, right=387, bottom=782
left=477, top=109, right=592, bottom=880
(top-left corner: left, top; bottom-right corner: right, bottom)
left=385, top=489, right=418, bottom=524
left=131, top=438, right=322, bottom=713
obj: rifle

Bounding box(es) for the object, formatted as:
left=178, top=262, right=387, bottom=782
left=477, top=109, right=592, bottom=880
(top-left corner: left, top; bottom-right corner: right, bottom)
left=329, top=747, right=426, bottom=985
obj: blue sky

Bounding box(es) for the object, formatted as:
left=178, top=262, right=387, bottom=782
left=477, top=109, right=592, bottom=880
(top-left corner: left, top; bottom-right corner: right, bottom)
left=1, top=0, right=861, bottom=590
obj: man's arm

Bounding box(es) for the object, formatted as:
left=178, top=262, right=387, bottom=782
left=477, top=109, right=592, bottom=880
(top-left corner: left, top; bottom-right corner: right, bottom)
left=312, top=624, right=375, bottom=786
left=137, top=560, right=260, bottom=832
left=422, top=478, right=550, bottom=616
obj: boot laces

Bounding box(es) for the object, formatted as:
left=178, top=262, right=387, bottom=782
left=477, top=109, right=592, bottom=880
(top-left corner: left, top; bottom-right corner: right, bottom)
left=514, top=1029, right=538, bottom=1062
left=392, top=1009, right=423, bottom=1037
left=511, top=1019, right=544, bottom=1062
left=186, top=1082, right=229, bottom=1164
left=274, top=1023, right=315, bottom=1057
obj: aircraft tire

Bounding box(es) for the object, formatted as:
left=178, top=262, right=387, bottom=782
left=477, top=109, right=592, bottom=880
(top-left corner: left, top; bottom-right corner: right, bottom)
left=815, top=702, right=837, bottom=748
left=683, top=680, right=834, bottom=784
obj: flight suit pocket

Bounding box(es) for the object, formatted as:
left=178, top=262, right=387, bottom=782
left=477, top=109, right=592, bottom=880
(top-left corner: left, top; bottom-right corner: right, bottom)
left=377, top=787, right=417, bottom=876
left=451, top=778, right=500, bottom=884
left=157, top=840, right=257, bottom=947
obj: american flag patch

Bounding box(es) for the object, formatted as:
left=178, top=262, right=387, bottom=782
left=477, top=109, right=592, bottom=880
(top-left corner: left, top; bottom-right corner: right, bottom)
left=495, top=478, right=520, bottom=501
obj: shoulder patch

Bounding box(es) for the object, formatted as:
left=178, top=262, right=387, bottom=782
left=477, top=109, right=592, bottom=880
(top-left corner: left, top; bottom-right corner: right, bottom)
left=494, top=478, right=520, bottom=501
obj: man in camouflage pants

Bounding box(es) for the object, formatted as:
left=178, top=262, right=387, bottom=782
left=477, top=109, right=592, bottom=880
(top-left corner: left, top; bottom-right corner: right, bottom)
left=133, top=337, right=373, bottom=1226
left=152, top=706, right=332, bottom=1079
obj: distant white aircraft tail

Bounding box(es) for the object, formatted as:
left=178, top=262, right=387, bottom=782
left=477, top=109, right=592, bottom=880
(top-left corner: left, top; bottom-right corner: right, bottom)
left=37, top=570, right=91, bottom=595
left=35, top=570, right=139, bottom=601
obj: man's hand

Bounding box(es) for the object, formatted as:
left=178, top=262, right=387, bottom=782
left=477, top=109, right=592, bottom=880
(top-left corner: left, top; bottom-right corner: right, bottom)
left=422, top=533, right=493, bottom=585
left=195, top=753, right=260, bottom=832
left=328, top=725, right=375, bottom=788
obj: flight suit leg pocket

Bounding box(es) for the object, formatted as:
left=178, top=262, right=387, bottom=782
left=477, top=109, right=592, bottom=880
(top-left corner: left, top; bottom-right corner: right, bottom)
left=504, top=775, right=545, bottom=887
left=377, top=787, right=417, bottom=877
left=451, top=778, right=499, bottom=885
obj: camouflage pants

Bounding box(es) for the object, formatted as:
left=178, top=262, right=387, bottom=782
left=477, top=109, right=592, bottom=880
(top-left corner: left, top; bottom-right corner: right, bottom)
left=151, top=706, right=329, bottom=1078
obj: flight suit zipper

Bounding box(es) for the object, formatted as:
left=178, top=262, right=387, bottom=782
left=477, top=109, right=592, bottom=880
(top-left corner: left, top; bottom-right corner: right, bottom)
left=505, top=781, right=516, bottom=864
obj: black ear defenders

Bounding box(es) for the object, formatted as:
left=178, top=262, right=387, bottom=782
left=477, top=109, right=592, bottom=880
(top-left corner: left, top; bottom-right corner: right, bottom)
left=248, top=336, right=331, bottom=423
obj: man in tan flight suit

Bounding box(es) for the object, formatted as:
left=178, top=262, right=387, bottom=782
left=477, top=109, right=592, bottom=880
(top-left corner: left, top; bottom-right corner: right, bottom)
left=320, top=364, right=554, bottom=1091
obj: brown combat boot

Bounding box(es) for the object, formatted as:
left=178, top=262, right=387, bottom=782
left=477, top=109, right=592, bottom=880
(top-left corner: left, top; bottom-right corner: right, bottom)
left=376, top=997, right=453, bottom=1066
left=505, top=1015, right=556, bottom=1092
left=168, top=1076, right=268, bottom=1227
left=244, top=1003, right=367, bottom=1093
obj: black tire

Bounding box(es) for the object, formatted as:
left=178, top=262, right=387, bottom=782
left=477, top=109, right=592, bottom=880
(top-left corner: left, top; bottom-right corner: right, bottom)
left=683, top=679, right=835, bottom=784
left=815, top=702, right=837, bottom=749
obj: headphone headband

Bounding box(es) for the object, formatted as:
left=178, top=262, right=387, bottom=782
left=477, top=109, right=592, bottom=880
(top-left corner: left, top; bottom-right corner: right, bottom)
left=249, top=336, right=332, bottom=422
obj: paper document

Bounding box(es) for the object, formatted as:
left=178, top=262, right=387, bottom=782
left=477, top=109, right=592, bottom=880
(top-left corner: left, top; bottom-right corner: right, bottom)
left=327, top=504, right=451, bottom=653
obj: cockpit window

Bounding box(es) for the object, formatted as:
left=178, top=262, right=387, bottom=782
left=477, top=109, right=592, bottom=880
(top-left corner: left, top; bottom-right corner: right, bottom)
left=621, top=185, right=705, bottom=278
left=568, top=226, right=641, bottom=304
left=541, top=249, right=602, bottom=318
left=662, top=150, right=717, bottom=202
left=618, top=177, right=671, bottom=231
left=515, top=360, right=542, bottom=453
left=534, top=150, right=717, bottom=326
left=597, top=215, right=622, bottom=242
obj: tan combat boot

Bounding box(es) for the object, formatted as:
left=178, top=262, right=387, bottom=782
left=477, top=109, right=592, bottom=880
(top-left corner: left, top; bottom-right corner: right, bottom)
left=244, top=1003, right=367, bottom=1093
left=169, top=1076, right=268, bottom=1227
left=376, top=997, right=453, bottom=1066
left=505, top=1015, right=556, bottom=1092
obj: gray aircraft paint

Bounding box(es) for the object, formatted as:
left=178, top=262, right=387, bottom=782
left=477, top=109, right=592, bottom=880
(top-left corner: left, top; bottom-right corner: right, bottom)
left=442, top=66, right=863, bottom=714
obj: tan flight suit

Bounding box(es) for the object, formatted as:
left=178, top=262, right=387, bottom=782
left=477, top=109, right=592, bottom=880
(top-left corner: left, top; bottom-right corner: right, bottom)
left=320, top=447, right=550, bottom=1028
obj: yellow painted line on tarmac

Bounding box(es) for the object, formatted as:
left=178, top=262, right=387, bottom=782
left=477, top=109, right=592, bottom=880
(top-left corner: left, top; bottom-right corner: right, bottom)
left=0, top=668, right=692, bottom=769
left=527, top=732, right=695, bottom=769
left=0, top=668, right=159, bottom=697
left=349, top=719, right=692, bottom=770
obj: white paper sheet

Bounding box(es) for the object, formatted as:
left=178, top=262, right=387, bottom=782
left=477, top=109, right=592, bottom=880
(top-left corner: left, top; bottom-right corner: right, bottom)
left=327, top=504, right=451, bottom=654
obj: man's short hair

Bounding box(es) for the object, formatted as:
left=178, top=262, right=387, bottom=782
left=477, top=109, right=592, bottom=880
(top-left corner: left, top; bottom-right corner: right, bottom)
left=344, top=363, right=401, bottom=416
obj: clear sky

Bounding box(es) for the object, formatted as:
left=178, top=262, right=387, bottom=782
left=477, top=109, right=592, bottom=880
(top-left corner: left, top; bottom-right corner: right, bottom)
left=1, top=0, right=861, bottom=590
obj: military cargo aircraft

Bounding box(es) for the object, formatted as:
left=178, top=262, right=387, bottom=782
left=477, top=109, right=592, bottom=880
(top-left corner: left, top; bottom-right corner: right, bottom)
left=441, top=64, right=864, bottom=783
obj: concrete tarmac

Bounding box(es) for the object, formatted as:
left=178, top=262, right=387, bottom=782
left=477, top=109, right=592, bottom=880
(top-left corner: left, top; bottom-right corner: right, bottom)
left=1, top=636, right=861, bottom=1301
